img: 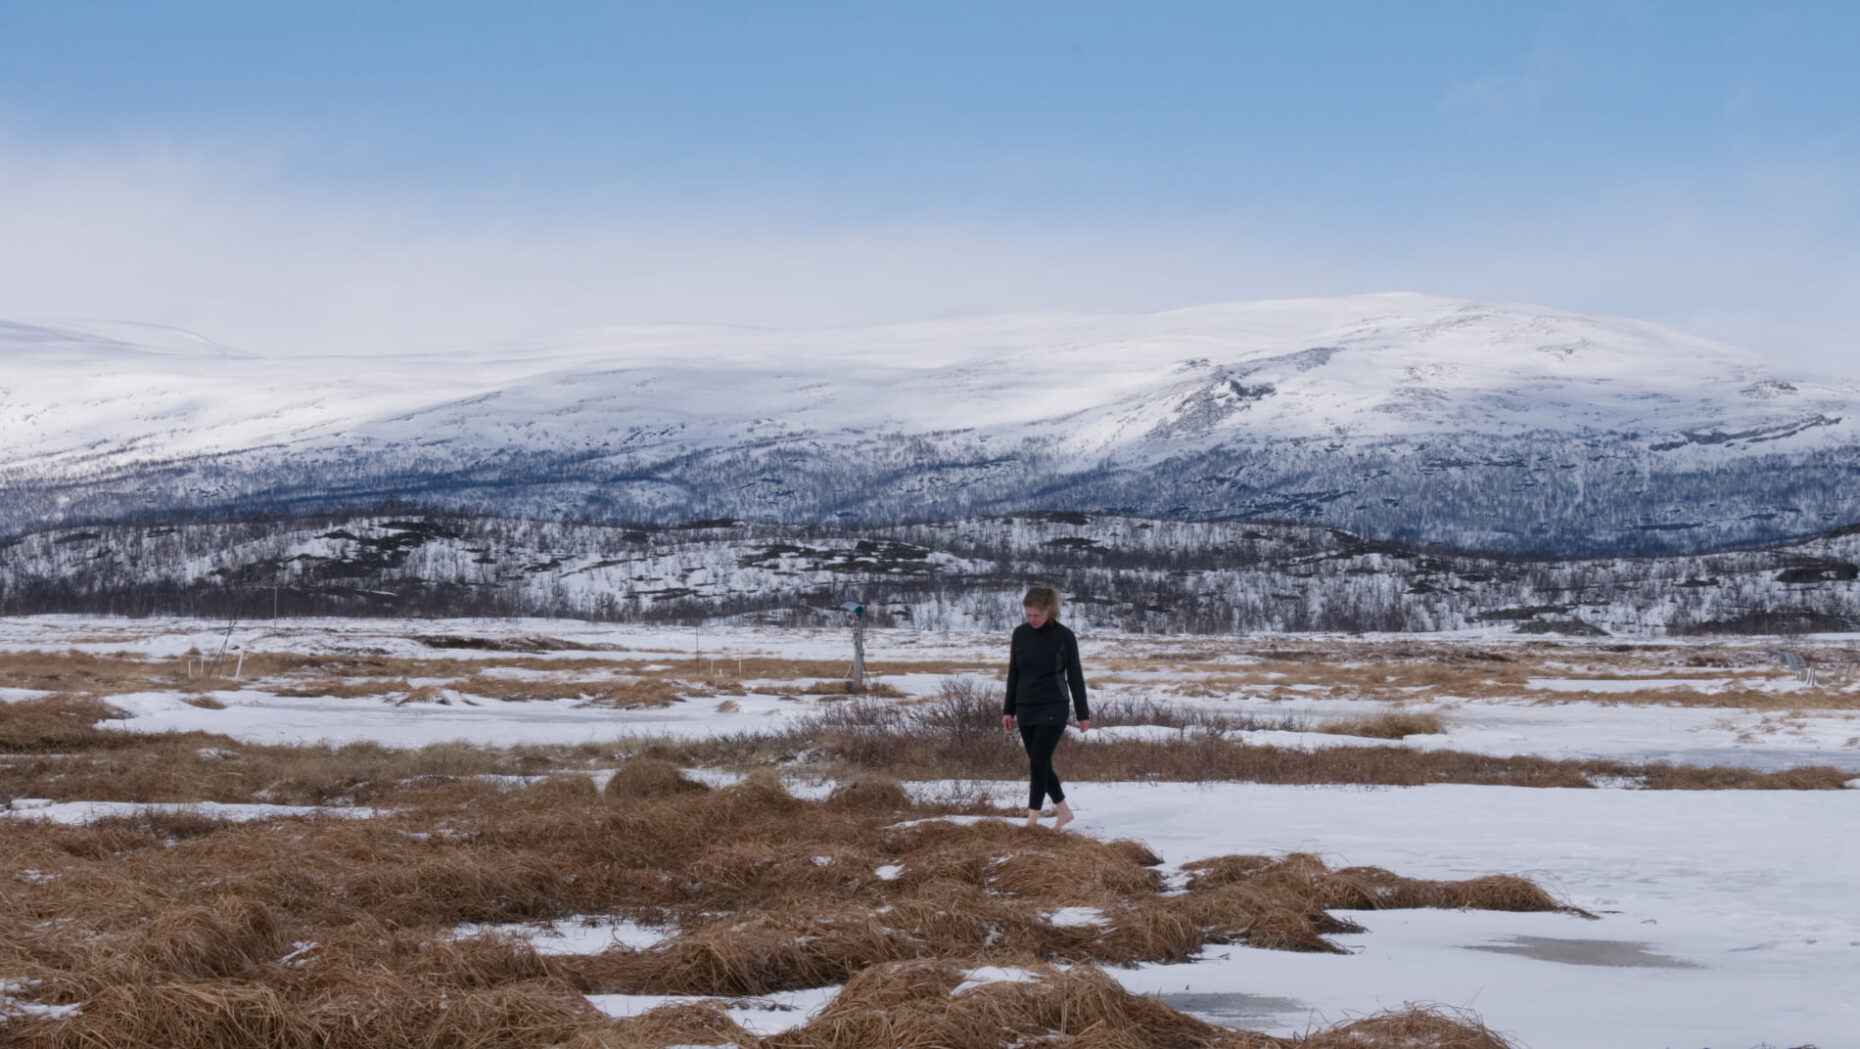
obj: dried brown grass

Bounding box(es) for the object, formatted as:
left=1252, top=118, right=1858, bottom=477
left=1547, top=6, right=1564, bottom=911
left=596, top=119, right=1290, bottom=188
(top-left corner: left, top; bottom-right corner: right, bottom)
left=1297, top=1005, right=1516, bottom=1049
left=709, top=698, right=1847, bottom=790
left=766, top=960, right=1238, bottom=1049
left=0, top=769, right=1547, bottom=1049
left=444, top=675, right=696, bottom=707
left=0, top=694, right=125, bottom=750
left=603, top=757, right=711, bottom=799
left=1317, top=711, right=1447, bottom=739
left=0, top=731, right=562, bottom=805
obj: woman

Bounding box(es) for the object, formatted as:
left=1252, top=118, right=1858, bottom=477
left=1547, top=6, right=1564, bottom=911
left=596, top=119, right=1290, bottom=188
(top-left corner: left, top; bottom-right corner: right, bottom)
left=1001, top=586, right=1090, bottom=829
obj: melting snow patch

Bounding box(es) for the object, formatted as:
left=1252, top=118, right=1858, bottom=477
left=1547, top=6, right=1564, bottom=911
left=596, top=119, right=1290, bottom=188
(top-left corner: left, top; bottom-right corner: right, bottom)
left=887, top=815, right=1004, bottom=830
left=1048, top=907, right=1107, bottom=928
left=585, top=986, right=838, bottom=1036
left=456, top=917, right=673, bottom=954
left=954, top=966, right=1042, bottom=995
left=876, top=864, right=903, bottom=881
left=0, top=978, right=81, bottom=1022
left=1, top=800, right=374, bottom=825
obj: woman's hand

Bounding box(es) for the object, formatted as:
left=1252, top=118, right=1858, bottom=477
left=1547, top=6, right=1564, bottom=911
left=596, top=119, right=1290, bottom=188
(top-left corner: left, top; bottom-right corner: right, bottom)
left=1002, top=715, right=1015, bottom=733
left=1078, top=719, right=1091, bottom=733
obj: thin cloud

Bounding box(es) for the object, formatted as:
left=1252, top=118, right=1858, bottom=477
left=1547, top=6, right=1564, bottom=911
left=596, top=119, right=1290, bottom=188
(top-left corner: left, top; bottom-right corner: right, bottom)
left=0, top=138, right=1854, bottom=379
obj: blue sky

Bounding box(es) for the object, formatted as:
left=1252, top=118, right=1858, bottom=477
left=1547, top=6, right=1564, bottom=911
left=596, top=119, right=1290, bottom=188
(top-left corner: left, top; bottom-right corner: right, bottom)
left=0, top=1, right=1856, bottom=372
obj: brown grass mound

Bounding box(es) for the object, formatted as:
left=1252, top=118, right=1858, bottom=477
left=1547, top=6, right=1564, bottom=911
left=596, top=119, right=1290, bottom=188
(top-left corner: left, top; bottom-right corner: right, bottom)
left=1240, top=908, right=1346, bottom=954
left=604, top=758, right=710, bottom=799
left=1181, top=854, right=1583, bottom=922
left=0, top=694, right=125, bottom=751
left=826, top=774, right=911, bottom=811
left=1639, top=762, right=1854, bottom=790
left=1318, top=711, right=1447, bottom=740
left=1298, top=1005, right=1516, bottom=1049
left=722, top=766, right=802, bottom=812
left=528, top=773, right=601, bottom=801
left=768, top=960, right=1237, bottom=1049
left=33, top=975, right=610, bottom=1049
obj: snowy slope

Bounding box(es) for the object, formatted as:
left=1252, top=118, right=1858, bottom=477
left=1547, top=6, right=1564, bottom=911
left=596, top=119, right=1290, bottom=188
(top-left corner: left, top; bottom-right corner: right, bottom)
left=4, top=295, right=1858, bottom=552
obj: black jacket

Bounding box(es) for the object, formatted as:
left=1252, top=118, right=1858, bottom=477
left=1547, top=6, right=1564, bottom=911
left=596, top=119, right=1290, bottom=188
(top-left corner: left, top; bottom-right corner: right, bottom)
left=1003, top=620, right=1089, bottom=726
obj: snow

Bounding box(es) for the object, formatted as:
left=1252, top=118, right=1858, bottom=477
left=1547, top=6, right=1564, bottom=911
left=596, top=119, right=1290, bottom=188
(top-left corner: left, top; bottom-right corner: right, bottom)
left=585, top=986, right=839, bottom=1036
left=1046, top=907, right=1106, bottom=929
left=0, top=977, right=80, bottom=1022
left=1, top=800, right=374, bottom=825
left=453, top=917, right=673, bottom=954
left=97, top=686, right=823, bottom=748
left=953, top=965, right=1044, bottom=994
left=5, top=616, right=1859, bottom=772
left=1058, top=781, right=1860, bottom=1049
left=6, top=294, right=1848, bottom=479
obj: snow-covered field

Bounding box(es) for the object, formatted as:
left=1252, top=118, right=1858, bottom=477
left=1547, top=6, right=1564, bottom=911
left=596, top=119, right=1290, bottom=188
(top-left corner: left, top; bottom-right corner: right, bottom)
left=6, top=614, right=1855, bottom=771
left=1064, top=783, right=1857, bottom=1049
left=4, top=614, right=1858, bottom=1048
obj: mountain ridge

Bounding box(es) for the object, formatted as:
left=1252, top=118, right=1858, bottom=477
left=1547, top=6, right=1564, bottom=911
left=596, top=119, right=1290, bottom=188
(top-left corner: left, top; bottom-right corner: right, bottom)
left=3, top=293, right=1856, bottom=554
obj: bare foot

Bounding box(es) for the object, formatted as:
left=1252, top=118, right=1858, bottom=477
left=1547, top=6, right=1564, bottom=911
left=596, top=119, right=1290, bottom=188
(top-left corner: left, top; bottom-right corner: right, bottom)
left=1052, top=801, right=1075, bottom=831
left=1023, top=809, right=1042, bottom=829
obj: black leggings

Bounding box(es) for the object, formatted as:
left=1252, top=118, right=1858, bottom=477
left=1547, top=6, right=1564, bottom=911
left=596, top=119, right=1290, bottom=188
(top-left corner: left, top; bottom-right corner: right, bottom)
left=1018, top=723, right=1067, bottom=812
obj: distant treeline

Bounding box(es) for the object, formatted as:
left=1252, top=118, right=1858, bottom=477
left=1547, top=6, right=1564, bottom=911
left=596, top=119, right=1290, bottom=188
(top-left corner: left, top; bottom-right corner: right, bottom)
left=5, top=424, right=1858, bottom=557
left=3, top=511, right=1859, bottom=635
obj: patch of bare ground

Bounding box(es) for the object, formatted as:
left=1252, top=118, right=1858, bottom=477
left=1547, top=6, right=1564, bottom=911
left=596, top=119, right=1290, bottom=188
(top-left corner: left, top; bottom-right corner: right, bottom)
left=0, top=764, right=1542, bottom=1048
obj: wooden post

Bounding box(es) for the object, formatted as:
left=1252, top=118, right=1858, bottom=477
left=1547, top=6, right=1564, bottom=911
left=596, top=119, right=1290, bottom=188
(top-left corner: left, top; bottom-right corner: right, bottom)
left=850, top=608, right=866, bottom=693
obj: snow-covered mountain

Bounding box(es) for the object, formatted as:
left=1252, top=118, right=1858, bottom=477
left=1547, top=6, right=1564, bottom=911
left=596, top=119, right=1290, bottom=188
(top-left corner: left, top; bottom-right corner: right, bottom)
left=3, top=294, right=1857, bottom=553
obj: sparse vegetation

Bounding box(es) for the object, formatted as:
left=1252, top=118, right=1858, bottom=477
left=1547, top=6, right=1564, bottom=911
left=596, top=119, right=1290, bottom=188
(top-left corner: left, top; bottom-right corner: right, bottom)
left=5, top=631, right=1850, bottom=1048
left=0, top=765, right=1553, bottom=1048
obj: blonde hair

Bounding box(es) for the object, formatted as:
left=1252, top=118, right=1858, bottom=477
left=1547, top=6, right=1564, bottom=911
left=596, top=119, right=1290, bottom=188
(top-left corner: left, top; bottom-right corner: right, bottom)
left=1021, top=586, right=1061, bottom=620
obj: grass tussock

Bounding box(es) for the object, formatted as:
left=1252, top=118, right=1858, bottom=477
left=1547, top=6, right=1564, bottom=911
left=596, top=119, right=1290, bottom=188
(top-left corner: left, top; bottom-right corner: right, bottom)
left=0, top=732, right=575, bottom=805
left=826, top=774, right=911, bottom=811
left=603, top=758, right=711, bottom=799
left=1317, top=710, right=1447, bottom=740
left=1296, top=1005, right=1517, bottom=1049
left=1180, top=853, right=1584, bottom=920
left=0, top=694, right=125, bottom=751
left=528, top=773, right=601, bottom=801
